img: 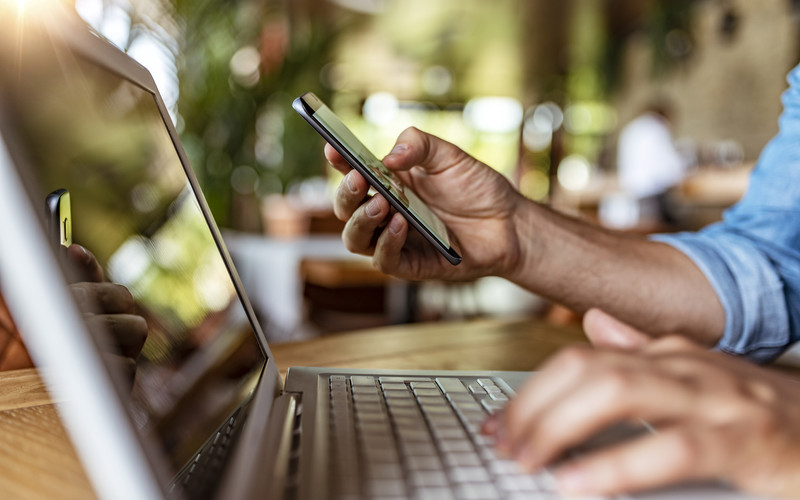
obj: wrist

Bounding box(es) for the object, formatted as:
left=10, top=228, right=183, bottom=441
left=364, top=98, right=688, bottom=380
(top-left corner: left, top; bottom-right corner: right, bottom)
left=499, top=194, right=545, bottom=284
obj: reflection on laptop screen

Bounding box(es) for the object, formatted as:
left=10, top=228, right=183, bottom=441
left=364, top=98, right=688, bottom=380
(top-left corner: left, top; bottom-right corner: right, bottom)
left=0, top=27, right=266, bottom=478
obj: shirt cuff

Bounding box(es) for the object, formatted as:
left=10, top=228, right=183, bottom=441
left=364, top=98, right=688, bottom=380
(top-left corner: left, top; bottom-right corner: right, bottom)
left=651, top=229, right=790, bottom=363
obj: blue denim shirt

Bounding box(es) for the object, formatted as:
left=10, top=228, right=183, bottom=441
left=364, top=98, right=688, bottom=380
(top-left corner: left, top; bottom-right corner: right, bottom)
left=653, top=64, right=800, bottom=363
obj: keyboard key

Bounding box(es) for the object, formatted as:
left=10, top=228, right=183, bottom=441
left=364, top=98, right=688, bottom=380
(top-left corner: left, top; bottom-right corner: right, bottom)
left=410, top=381, right=438, bottom=390
left=454, top=483, right=499, bottom=500
left=410, top=470, right=450, bottom=487
left=381, top=383, right=408, bottom=391
left=472, top=434, right=494, bottom=446
left=360, top=436, right=395, bottom=450
left=496, top=475, right=538, bottom=491
left=488, top=392, right=509, bottom=401
left=422, top=405, right=453, bottom=416
left=396, top=430, right=432, bottom=443
left=414, top=388, right=442, bottom=398
left=366, top=478, right=406, bottom=497
left=487, top=459, right=523, bottom=476
left=353, top=393, right=382, bottom=404
left=436, top=378, right=469, bottom=393
left=352, top=385, right=379, bottom=394
left=405, top=455, right=444, bottom=471
left=476, top=379, right=496, bottom=389
left=459, top=410, right=488, bottom=425
left=351, top=376, right=376, bottom=386
left=400, top=441, right=437, bottom=457
left=480, top=400, right=506, bottom=415
left=468, top=384, right=486, bottom=395
left=439, top=440, right=474, bottom=453
left=414, top=487, right=455, bottom=500
left=418, top=397, right=448, bottom=408
left=427, top=415, right=461, bottom=427
left=357, top=422, right=392, bottom=435
left=452, top=401, right=483, bottom=413
left=363, top=447, right=400, bottom=464
left=384, top=391, right=417, bottom=408
left=393, top=416, right=427, bottom=430
left=431, top=426, right=467, bottom=440
left=378, top=376, right=407, bottom=383
left=449, top=466, right=490, bottom=483
left=367, top=463, right=404, bottom=479
left=445, top=392, right=475, bottom=403
left=442, top=452, right=482, bottom=467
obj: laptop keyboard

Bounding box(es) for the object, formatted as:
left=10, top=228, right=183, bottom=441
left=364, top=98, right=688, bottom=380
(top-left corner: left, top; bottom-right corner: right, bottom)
left=169, top=409, right=244, bottom=499
left=328, top=375, right=606, bottom=500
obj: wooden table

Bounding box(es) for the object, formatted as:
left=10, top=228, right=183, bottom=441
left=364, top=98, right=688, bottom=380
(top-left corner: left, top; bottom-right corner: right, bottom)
left=0, top=318, right=587, bottom=500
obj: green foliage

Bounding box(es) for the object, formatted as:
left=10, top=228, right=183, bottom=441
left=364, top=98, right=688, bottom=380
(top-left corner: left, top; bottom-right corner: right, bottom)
left=169, top=0, right=338, bottom=229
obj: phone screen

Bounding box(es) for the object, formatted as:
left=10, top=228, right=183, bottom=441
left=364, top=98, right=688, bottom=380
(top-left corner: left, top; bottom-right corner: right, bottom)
left=306, top=100, right=453, bottom=250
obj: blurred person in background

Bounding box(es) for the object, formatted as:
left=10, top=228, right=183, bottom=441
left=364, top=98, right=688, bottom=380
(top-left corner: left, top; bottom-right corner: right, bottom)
left=616, top=102, right=687, bottom=226
left=324, top=60, right=800, bottom=497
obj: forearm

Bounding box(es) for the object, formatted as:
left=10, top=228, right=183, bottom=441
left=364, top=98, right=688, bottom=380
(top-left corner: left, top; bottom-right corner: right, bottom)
left=504, top=200, right=725, bottom=345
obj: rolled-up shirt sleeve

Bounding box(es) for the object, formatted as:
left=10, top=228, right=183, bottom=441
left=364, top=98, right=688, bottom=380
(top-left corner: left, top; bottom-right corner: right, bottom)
left=651, top=63, right=800, bottom=363
left=653, top=228, right=797, bottom=363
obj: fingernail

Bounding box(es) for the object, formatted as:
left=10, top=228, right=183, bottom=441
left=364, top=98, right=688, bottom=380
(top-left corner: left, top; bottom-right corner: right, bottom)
left=76, top=245, right=92, bottom=265
left=388, top=215, right=403, bottom=234
left=388, top=143, right=408, bottom=156
left=365, top=198, right=381, bottom=217
left=346, top=172, right=357, bottom=193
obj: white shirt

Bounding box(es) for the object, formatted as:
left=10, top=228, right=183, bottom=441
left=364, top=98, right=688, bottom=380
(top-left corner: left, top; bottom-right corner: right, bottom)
left=617, top=112, right=686, bottom=199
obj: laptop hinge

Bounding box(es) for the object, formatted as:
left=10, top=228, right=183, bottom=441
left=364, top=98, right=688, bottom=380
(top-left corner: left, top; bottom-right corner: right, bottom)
left=265, top=392, right=302, bottom=500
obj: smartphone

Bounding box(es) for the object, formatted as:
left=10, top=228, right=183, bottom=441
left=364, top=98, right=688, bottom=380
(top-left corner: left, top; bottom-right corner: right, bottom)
left=45, top=188, right=72, bottom=249
left=293, top=92, right=462, bottom=265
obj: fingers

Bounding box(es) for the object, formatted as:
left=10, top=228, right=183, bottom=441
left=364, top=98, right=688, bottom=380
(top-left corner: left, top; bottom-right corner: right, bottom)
left=555, top=426, right=715, bottom=497
left=341, top=195, right=393, bottom=255
left=65, top=244, right=104, bottom=282
left=382, top=127, right=468, bottom=175
left=86, top=314, right=148, bottom=358
left=372, top=213, right=408, bottom=273
left=324, top=143, right=352, bottom=175
left=583, top=308, right=652, bottom=351
left=333, top=169, right=370, bottom=221
left=70, top=282, right=135, bottom=314
left=101, top=352, right=137, bottom=389
left=510, top=369, right=693, bottom=472
left=497, top=347, right=599, bottom=452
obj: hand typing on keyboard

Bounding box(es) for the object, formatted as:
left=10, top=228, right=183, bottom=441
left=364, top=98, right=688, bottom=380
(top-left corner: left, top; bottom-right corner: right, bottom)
left=484, top=309, right=800, bottom=500
left=329, top=375, right=568, bottom=499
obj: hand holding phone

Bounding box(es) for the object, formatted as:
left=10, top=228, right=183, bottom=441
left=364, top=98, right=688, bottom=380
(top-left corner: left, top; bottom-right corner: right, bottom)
left=293, top=92, right=462, bottom=265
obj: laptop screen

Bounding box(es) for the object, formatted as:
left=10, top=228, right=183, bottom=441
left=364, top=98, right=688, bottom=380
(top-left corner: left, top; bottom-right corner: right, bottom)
left=0, top=26, right=267, bottom=482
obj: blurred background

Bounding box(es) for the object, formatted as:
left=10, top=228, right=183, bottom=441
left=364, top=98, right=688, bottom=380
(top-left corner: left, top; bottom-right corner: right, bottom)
left=70, top=0, right=800, bottom=343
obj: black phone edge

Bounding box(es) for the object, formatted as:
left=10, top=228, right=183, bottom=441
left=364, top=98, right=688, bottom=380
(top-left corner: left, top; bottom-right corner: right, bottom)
left=292, top=94, right=462, bottom=266
left=45, top=188, right=68, bottom=249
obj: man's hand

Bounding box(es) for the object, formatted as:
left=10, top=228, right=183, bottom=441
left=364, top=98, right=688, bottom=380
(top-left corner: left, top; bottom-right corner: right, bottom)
left=66, top=245, right=147, bottom=372
left=582, top=308, right=652, bottom=350
left=327, top=126, right=525, bottom=281
left=484, top=310, right=800, bottom=499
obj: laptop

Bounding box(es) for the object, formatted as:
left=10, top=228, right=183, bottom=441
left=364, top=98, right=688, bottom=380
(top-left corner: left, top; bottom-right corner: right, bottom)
left=0, top=7, right=763, bottom=500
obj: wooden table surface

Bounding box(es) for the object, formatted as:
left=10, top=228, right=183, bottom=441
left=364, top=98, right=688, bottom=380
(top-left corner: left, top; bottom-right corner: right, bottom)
left=0, top=318, right=587, bottom=500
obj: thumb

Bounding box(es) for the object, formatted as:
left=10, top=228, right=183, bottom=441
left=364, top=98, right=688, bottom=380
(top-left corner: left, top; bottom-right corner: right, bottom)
left=382, top=126, right=472, bottom=175
left=66, top=244, right=105, bottom=282
left=583, top=308, right=652, bottom=351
